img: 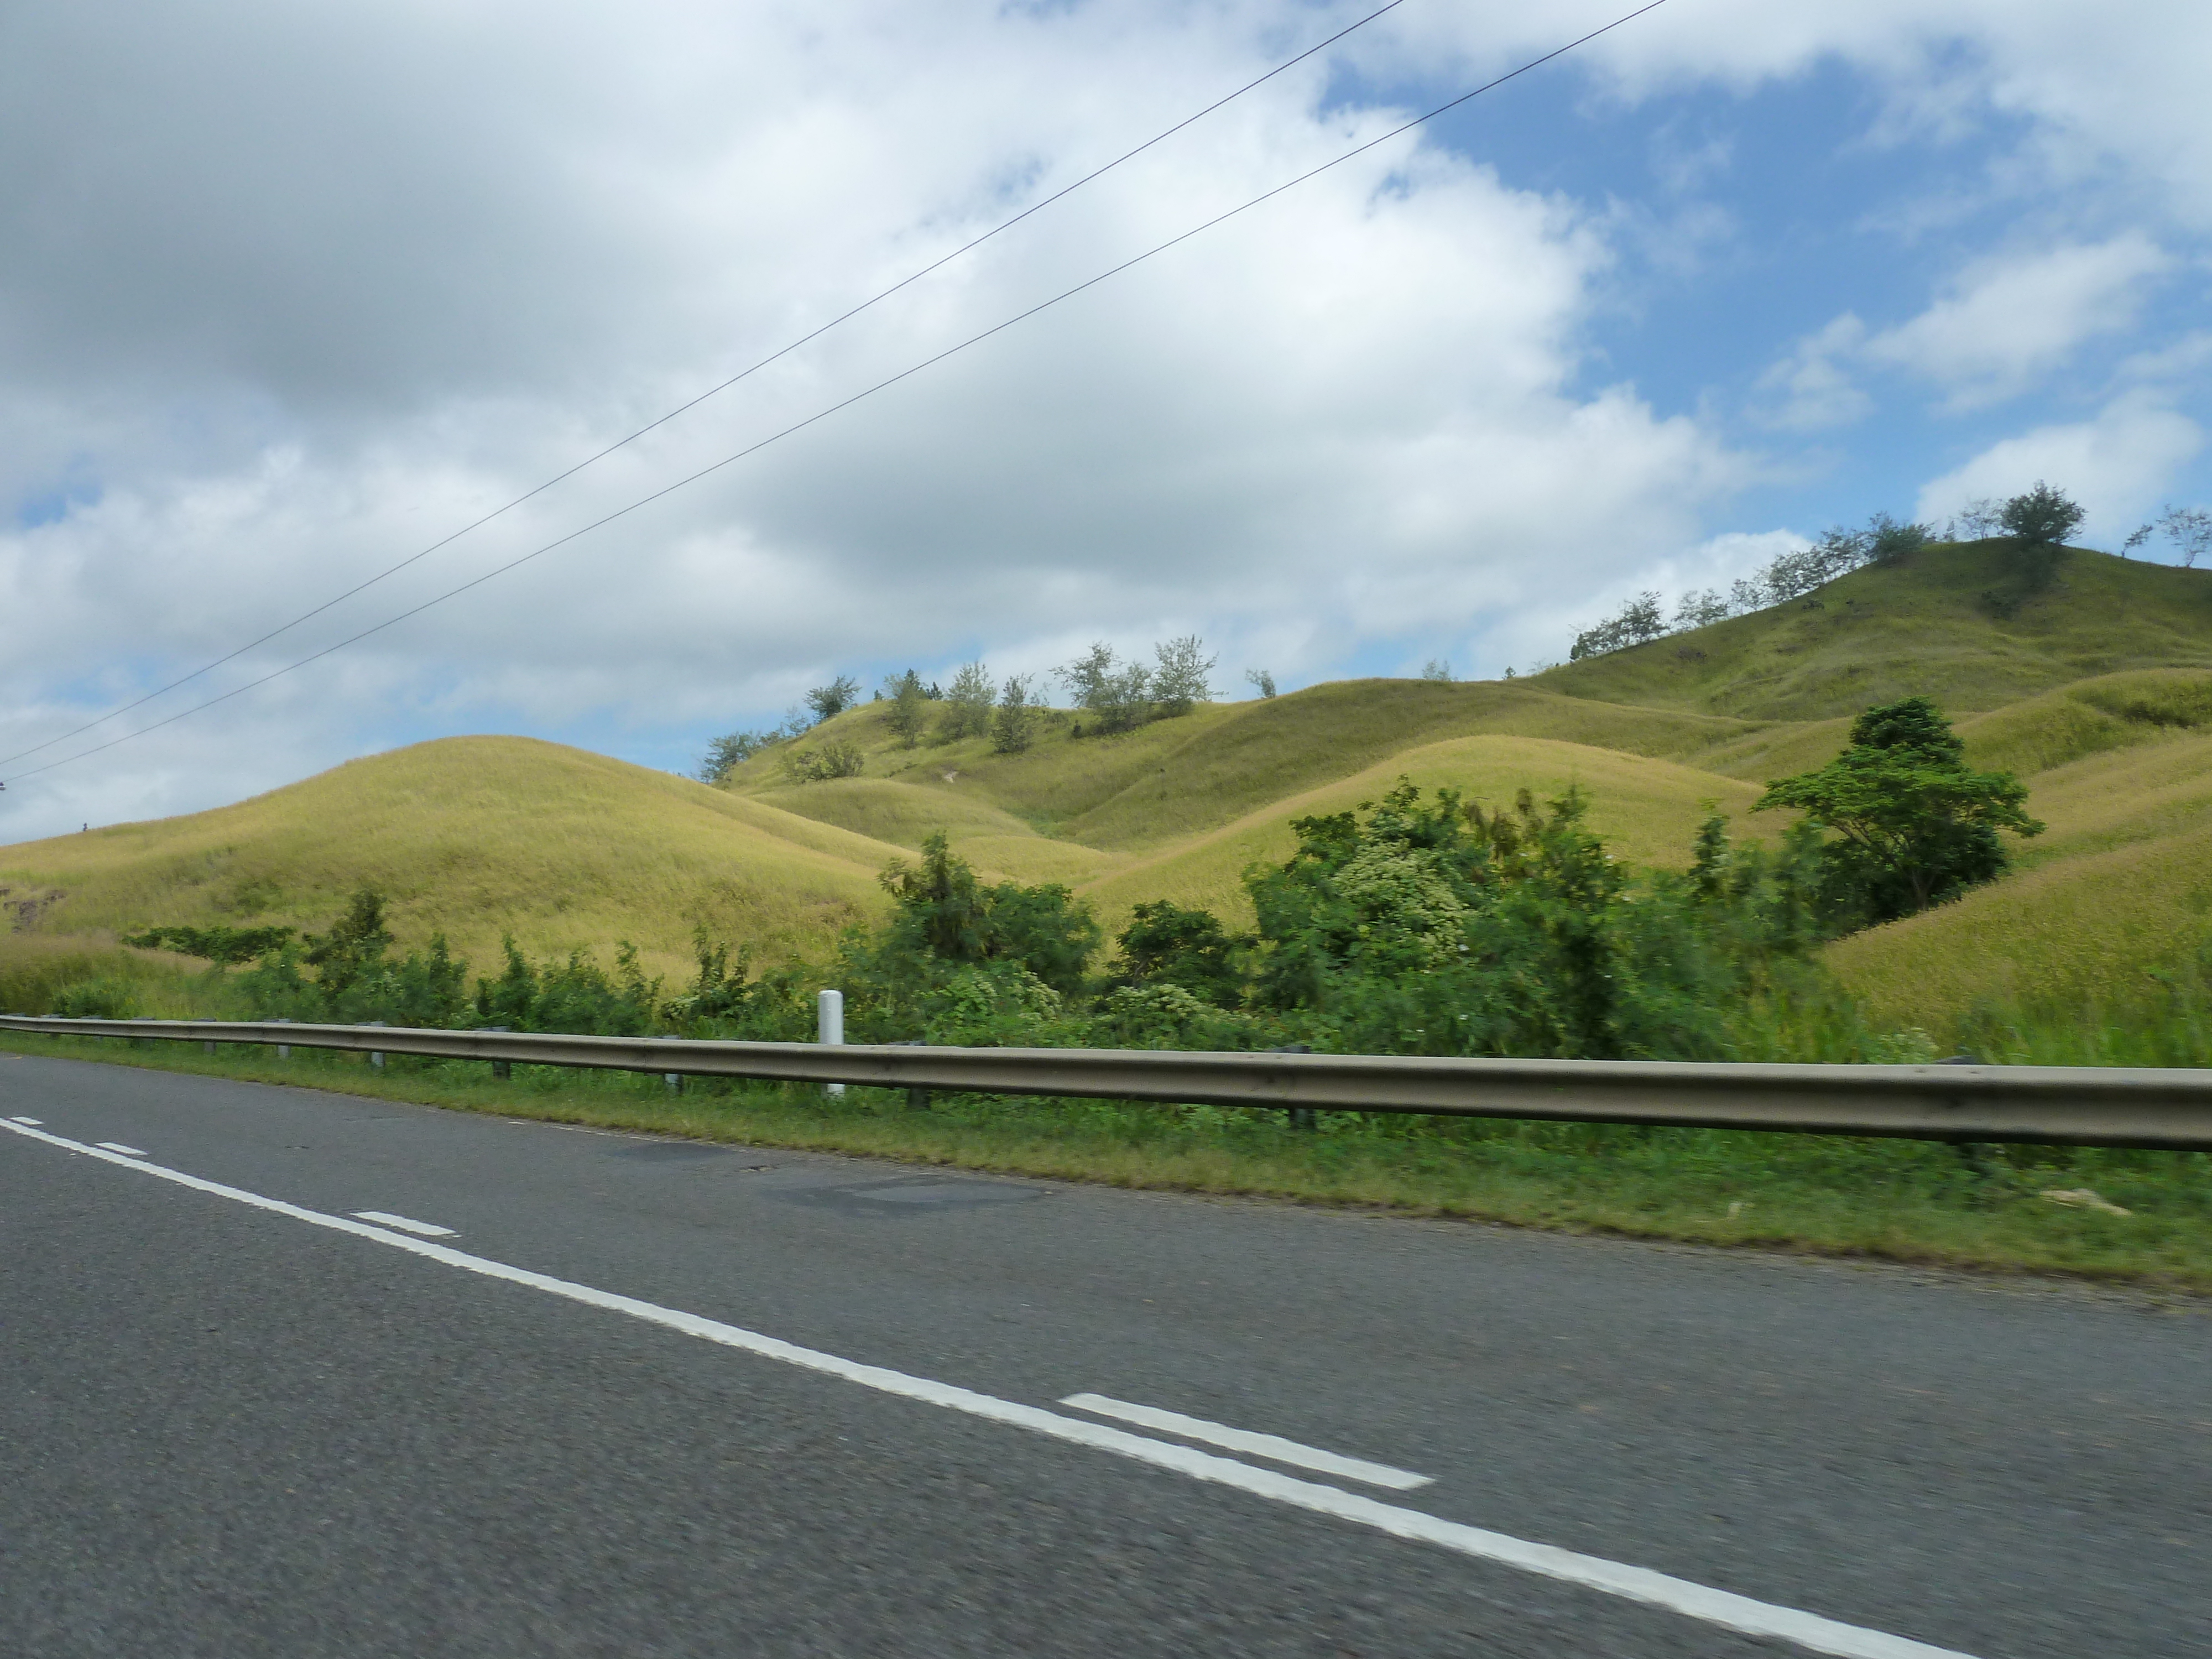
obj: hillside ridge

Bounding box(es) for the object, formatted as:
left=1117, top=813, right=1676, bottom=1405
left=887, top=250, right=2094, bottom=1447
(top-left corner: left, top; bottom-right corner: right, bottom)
left=7, top=541, right=2212, bottom=1017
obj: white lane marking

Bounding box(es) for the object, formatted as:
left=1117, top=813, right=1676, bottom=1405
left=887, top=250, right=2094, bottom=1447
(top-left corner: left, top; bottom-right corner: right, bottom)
left=10, top=1116, right=41, bottom=1125
left=0, top=1119, right=1977, bottom=1659
left=1061, top=1393, right=1431, bottom=1490
left=352, top=1210, right=458, bottom=1238
left=93, top=1141, right=147, bottom=1156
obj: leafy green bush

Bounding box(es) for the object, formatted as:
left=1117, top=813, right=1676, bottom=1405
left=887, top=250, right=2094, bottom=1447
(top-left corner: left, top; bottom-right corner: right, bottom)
left=120, top=924, right=295, bottom=964
left=51, top=978, right=140, bottom=1019
left=1754, top=696, right=2042, bottom=926
left=780, top=739, right=866, bottom=782
left=1243, top=780, right=1826, bottom=1060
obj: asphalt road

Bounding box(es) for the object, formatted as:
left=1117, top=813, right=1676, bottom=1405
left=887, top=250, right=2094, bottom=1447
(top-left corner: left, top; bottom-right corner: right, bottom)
left=2, top=1051, right=2205, bottom=1658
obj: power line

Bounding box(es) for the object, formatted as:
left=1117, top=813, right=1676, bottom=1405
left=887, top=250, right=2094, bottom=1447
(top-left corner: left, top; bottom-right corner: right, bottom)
left=0, top=0, right=1408, bottom=774
left=4, top=0, right=1670, bottom=790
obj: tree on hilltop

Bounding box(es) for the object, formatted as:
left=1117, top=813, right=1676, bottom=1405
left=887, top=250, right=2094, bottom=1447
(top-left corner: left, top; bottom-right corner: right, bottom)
left=806, top=675, right=861, bottom=722
left=1999, top=482, right=2085, bottom=547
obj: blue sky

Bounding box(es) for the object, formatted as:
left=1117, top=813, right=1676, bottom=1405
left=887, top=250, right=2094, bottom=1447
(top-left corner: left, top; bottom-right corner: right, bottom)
left=2, top=0, right=2206, bottom=835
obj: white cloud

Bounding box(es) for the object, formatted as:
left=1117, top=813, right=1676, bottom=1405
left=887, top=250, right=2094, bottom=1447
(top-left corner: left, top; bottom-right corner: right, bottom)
left=3, top=0, right=2208, bottom=842
left=1761, top=236, right=2173, bottom=424
left=1756, top=315, right=1874, bottom=431
left=1864, top=237, right=2172, bottom=408
left=1389, top=1, right=2212, bottom=229
left=0, top=0, right=1753, bottom=840
left=1915, top=391, right=2204, bottom=541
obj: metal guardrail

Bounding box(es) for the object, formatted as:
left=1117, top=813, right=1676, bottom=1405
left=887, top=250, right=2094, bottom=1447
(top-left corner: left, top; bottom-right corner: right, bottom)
left=6, top=1013, right=2212, bottom=1149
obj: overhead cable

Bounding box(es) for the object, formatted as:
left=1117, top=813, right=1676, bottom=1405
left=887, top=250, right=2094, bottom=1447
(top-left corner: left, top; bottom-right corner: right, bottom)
left=0, top=0, right=1409, bottom=773
left=3, top=0, right=1670, bottom=788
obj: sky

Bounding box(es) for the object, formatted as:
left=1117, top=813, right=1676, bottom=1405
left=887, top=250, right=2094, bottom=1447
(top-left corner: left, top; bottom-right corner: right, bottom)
left=2, top=0, right=2207, bottom=843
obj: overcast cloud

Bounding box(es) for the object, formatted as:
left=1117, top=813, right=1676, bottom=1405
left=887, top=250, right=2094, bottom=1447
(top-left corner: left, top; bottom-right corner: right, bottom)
left=3, top=0, right=2208, bottom=840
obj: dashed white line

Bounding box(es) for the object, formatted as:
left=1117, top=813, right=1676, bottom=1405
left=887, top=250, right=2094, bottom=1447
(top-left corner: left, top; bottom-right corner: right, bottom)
left=352, top=1210, right=458, bottom=1238
left=10, top=1115, right=41, bottom=1125
left=0, top=1116, right=1980, bottom=1659
left=1061, top=1393, right=1432, bottom=1490
left=93, top=1141, right=147, bottom=1157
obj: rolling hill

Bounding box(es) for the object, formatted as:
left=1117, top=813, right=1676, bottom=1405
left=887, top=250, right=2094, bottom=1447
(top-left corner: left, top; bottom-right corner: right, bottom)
left=7, top=539, right=2212, bottom=1028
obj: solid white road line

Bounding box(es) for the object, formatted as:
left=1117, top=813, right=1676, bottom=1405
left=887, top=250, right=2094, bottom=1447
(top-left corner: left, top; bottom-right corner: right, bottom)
left=1060, top=1393, right=1432, bottom=1490
left=0, top=1117, right=1979, bottom=1659
left=93, top=1141, right=147, bottom=1156
left=10, top=1116, right=41, bottom=1125
left=352, top=1211, right=458, bottom=1238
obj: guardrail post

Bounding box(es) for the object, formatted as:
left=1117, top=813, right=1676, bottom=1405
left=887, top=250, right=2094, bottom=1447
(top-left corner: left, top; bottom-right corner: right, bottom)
left=817, top=990, right=844, bottom=1097
left=275, top=1017, right=291, bottom=1060
left=203, top=1039, right=217, bottom=1057
left=1271, top=1044, right=1317, bottom=1131
left=886, top=1038, right=929, bottom=1110
left=660, top=1034, right=682, bottom=1094
left=362, top=1021, right=387, bottom=1069
left=488, top=1025, right=510, bottom=1080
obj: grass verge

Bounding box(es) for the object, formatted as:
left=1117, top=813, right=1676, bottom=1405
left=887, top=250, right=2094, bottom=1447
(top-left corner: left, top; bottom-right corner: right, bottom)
left=7, top=1029, right=2209, bottom=1295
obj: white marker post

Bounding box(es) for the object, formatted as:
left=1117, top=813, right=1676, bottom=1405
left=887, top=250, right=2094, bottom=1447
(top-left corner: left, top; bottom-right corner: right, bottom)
left=816, top=989, right=844, bottom=1097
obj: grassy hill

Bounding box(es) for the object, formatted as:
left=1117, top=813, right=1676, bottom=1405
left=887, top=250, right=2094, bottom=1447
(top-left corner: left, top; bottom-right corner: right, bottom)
left=8, top=539, right=2212, bottom=1032
left=1, top=738, right=905, bottom=987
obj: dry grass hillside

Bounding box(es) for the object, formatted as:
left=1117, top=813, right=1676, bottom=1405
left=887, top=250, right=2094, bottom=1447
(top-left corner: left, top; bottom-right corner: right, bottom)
left=7, top=540, right=2212, bottom=1020
left=1, top=737, right=903, bottom=984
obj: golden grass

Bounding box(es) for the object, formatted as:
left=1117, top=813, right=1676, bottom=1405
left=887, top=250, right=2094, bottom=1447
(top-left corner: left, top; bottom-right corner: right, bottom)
left=753, top=778, right=1038, bottom=848
left=729, top=678, right=1756, bottom=849
left=1543, top=542, right=2212, bottom=721
left=0, top=736, right=901, bottom=981
left=13, top=547, right=2212, bottom=1024
left=1825, top=821, right=2212, bottom=1029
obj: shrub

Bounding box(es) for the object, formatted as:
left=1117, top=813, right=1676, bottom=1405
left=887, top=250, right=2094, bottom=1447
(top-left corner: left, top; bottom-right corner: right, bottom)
left=1113, top=900, right=1251, bottom=1006
left=781, top=739, right=866, bottom=782
left=121, top=924, right=295, bottom=964
left=1244, top=779, right=1827, bottom=1060
left=52, top=978, right=140, bottom=1019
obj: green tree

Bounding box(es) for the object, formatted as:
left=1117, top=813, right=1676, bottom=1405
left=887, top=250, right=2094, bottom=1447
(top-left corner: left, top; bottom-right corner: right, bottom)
left=942, top=661, right=994, bottom=739
left=872, top=833, right=1100, bottom=997
left=301, top=888, right=394, bottom=996
left=991, top=674, right=1041, bottom=754
left=883, top=669, right=929, bottom=748
left=806, top=675, right=860, bottom=721
left=1112, top=900, right=1250, bottom=1006
left=1057, top=643, right=1152, bottom=734
left=2000, top=481, right=2085, bottom=547
left=1753, top=696, right=2042, bottom=925
left=1151, top=635, right=1216, bottom=717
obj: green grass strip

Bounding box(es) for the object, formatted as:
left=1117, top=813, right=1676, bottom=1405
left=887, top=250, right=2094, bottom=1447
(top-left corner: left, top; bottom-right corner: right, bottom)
left=7, top=1029, right=2209, bottom=1295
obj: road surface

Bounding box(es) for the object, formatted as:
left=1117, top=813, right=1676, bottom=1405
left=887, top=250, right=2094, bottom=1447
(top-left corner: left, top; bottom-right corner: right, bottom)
left=3, top=1050, right=2205, bottom=1657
